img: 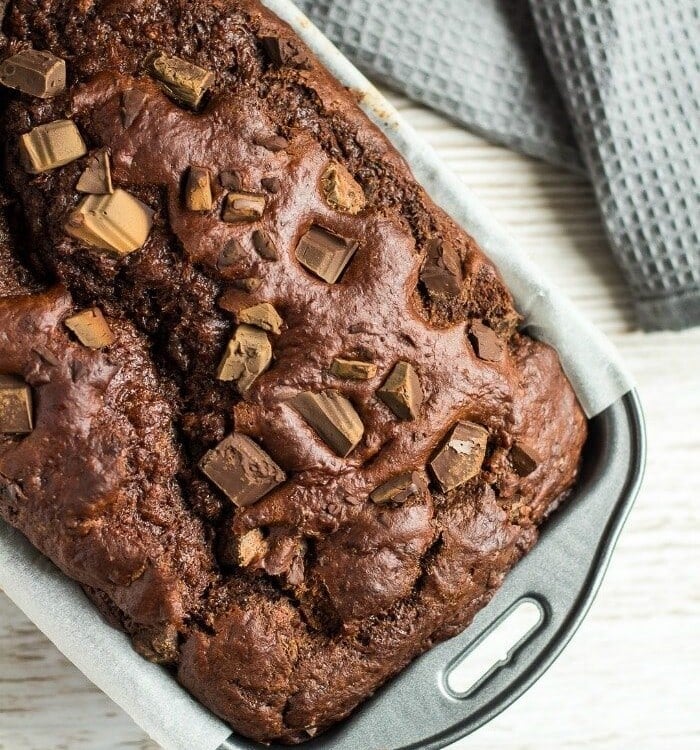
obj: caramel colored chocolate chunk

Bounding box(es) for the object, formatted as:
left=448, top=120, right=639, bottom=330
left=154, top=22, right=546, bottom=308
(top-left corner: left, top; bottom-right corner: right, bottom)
left=217, top=324, right=272, bottom=393
left=510, top=441, right=541, bottom=476
left=185, top=166, right=213, bottom=211
left=65, top=189, right=154, bottom=255
left=64, top=308, right=115, bottom=349
left=253, top=133, right=288, bottom=152
left=321, top=162, right=366, bottom=215
left=238, top=529, right=269, bottom=567
left=76, top=149, right=113, bottom=195
left=200, top=433, right=285, bottom=508
left=146, top=51, right=215, bottom=109
left=420, top=238, right=463, bottom=297
left=370, top=471, right=428, bottom=505
left=252, top=229, right=279, bottom=260
left=0, top=49, right=66, bottom=98
left=296, top=226, right=358, bottom=284
left=290, top=390, right=364, bottom=457
left=19, top=119, right=87, bottom=174
left=430, top=421, right=489, bottom=492
left=238, top=303, right=283, bottom=334
left=223, top=191, right=266, bottom=222
left=0, top=375, right=33, bottom=435
left=377, top=362, right=423, bottom=420
left=469, top=321, right=504, bottom=362
left=330, top=358, right=377, bottom=380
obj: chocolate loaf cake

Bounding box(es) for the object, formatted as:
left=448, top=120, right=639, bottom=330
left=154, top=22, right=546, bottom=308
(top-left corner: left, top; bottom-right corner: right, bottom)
left=0, top=1, right=587, bottom=744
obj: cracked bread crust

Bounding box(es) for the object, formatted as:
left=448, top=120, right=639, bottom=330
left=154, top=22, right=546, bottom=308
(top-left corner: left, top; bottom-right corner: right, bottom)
left=0, top=0, right=587, bottom=744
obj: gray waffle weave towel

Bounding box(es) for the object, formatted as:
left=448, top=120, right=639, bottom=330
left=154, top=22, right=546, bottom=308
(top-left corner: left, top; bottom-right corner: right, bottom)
left=296, top=0, right=700, bottom=331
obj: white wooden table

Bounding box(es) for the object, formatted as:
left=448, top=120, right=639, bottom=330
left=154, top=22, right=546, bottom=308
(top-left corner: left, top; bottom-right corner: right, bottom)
left=2, top=88, right=699, bottom=750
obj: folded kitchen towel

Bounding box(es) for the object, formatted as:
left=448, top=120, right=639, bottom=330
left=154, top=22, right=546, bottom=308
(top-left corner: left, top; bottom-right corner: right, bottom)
left=296, top=0, right=700, bottom=331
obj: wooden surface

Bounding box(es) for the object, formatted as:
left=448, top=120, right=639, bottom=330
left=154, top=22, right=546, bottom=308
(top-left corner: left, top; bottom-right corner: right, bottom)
left=1, top=88, right=699, bottom=750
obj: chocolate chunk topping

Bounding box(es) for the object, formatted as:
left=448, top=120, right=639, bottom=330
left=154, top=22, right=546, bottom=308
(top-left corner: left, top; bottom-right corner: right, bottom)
left=185, top=166, right=213, bottom=212
left=0, top=49, right=66, bottom=98
left=238, top=303, right=283, bottom=334
left=370, top=471, right=428, bottom=505
left=223, top=191, right=266, bottom=222
left=330, top=358, right=377, bottom=380
left=145, top=51, right=215, bottom=109
left=219, top=170, right=241, bottom=190
left=218, top=238, right=245, bottom=269
left=420, top=238, right=463, bottom=297
left=65, top=189, right=154, bottom=256
left=234, top=277, right=262, bottom=293
left=252, top=229, right=279, bottom=260
left=121, top=89, right=148, bottom=128
left=217, top=324, right=272, bottom=393
left=289, top=390, right=364, bottom=457
left=76, top=149, right=113, bottom=195
left=469, top=321, right=504, bottom=362
left=199, top=433, right=285, bottom=507
left=296, top=225, right=358, bottom=284
left=64, top=308, right=115, bottom=349
left=321, top=162, right=366, bottom=215
left=0, top=375, right=33, bottom=435
left=238, top=528, right=269, bottom=567
left=377, top=361, right=423, bottom=420
left=510, top=441, right=541, bottom=476
left=261, top=35, right=302, bottom=68
left=19, top=119, right=87, bottom=174
left=260, top=176, right=281, bottom=194
left=253, top=133, right=288, bottom=152
left=430, top=421, right=489, bottom=492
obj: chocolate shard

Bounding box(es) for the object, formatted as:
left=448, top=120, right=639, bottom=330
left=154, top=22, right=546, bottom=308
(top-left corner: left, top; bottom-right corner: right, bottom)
left=0, top=49, right=66, bottom=98
left=377, top=361, right=423, bottom=420
left=370, top=471, right=428, bottom=505
left=121, top=89, right=148, bottom=128
left=0, top=375, right=33, bottom=435
left=252, top=229, right=279, bottom=260
left=430, top=421, right=489, bottom=492
left=65, top=189, right=154, bottom=256
left=238, top=303, right=283, bottom=334
left=420, top=238, right=463, bottom=297
left=222, top=191, right=266, bottom=222
left=330, top=358, right=377, bottom=380
left=295, top=225, right=358, bottom=284
left=510, top=441, right=541, bottom=476
left=261, top=35, right=303, bottom=68
left=289, top=390, right=364, bottom=457
left=217, top=324, right=272, bottom=393
left=238, top=528, right=269, bottom=568
left=253, top=133, right=289, bottom=152
left=145, top=51, right=215, bottom=109
left=184, top=166, right=213, bottom=211
left=76, top=149, right=113, bottom=195
left=19, top=119, right=87, bottom=174
left=199, top=433, right=285, bottom=507
left=64, top=308, right=115, bottom=349
left=321, top=161, right=366, bottom=215
left=260, top=176, right=281, bottom=194
left=469, top=321, right=504, bottom=362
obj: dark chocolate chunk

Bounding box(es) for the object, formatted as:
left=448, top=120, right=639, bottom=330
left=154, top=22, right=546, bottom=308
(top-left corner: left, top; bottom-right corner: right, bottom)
left=76, top=149, right=113, bottom=195
left=469, top=321, right=504, bottom=362
left=510, top=441, right=541, bottom=476
left=289, top=390, right=364, bottom=457
left=377, top=362, right=423, bottom=420
left=321, top=162, right=366, bottom=215
left=223, top=191, right=266, bottom=222
left=218, top=238, right=246, bottom=269
left=217, top=324, right=272, bottom=393
left=430, top=421, right=489, bottom=492
left=253, top=133, right=289, bottom=152
left=252, top=229, right=279, bottom=260
left=0, top=49, right=66, bottom=98
left=330, top=358, right=377, bottom=380
left=261, top=176, right=281, bottom=194
left=234, top=277, right=262, bottom=293
left=0, top=375, right=33, bottom=435
left=420, top=238, right=463, bottom=297
left=121, top=89, right=148, bottom=128
left=295, top=225, right=358, bottom=284
left=370, top=471, right=428, bottom=505
left=261, top=35, right=302, bottom=68
left=199, top=433, right=285, bottom=507
left=219, top=170, right=241, bottom=190
left=146, top=51, right=215, bottom=109
left=185, top=166, right=213, bottom=211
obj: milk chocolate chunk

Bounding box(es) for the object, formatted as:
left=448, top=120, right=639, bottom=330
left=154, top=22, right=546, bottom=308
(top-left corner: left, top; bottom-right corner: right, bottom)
left=253, top=133, right=288, bottom=152
left=19, top=120, right=87, bottom=174
left=185, top=166, right=213, bottom=211
left=121, top=89, right=148, bottom=128
left=238, top=303, right=283, bottom=334
left=290, top=390, right=364, bottom=457
left=146, top=51, right=215, bottom=109
left=238, top=528, right=269, bottom=567
left=199, top=433, right=285, bottom=507
left=0, top=49, right=66, bottom=98
left=370, top=471, right=428, bottom=505
left=65, top=189, right=154, bottom=255
left=252, top=229, right=279, bottom=260
left=217, top=324, right=272, bottom=393
left=330, top=358, right=377, bottom=380
left=260, top=176, right=281, bottom=194
left=321, top=162, right=366, bottom=215
left=510, top=441, right=541, bottom=476
left=76, top=149, right=113, bottom=195
left=0, top=375, right=33, bottom=435
left=469, top=321, right=504, bottom=362
left=420, top=238, right=463, bottom=297
left=296, top=226, right=358, bottom=284
left=377, top=362, right=423, bottom=420
left=64, top=308, right=115, bottom=349
left=430, top=421, right=489, bottom=492
left=223, top=191, right=266, bottom=222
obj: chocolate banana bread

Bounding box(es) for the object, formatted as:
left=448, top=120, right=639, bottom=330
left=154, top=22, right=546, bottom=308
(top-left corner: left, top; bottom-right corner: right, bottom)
left=0, top=0, right=587, bottom=743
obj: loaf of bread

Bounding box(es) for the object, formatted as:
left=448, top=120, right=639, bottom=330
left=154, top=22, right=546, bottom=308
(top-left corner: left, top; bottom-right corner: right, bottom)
left=0, top=1, right=587, bottom=743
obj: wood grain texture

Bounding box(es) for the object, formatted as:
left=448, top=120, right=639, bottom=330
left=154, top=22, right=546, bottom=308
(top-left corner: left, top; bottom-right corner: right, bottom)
left=1, top=89, right=699, bottom=750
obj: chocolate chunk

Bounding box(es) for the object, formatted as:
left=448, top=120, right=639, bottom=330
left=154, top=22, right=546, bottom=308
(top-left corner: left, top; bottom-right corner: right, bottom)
left=330, top=358, right=377, bottom=380
left=0, top=49, right=66, bottom=98
left=377, top=362, right=423, bottom=420
left=222, top=191, right=266, bottom=222
left=65, top=189, right=154, bottom=255
left=219, top=170, right=241, bottom=190
left=238, top=529, right=269, bottom=567
left=321, top=162, right=366, bottom=215
left=238, top=303, right=283, bottom=334
left=252, top=229, right=279, bottom=260
left=217, top=324, right=272, bottom=393
left=261, top=35, right=301, bottom=68
left=469, top=321, right=504, bottom=362
left=218, top=238, right=246, bottom=269
left=234, top=277, right=262, bottom=293
left=19, top=119, right=87, bottom=174
left=296, top=225, right=358, bottom=284
left=64, top=308, right=115, bottom=349
left=0, top=375, right=33, bottom=435
left=430, top=421, right=489, bottom=492
left=184, top=166, right=213, bottom=211
left=253, top=133, right=288, bottom=152
left=146, top=51, right=215, bottom=109
left=76, top=149, right=113, bottom=195
left=289, top=390, right=364, bottom=457
left=199, top=433, right=285, bottom=507
left=121, top=89, right=148, bottom=128
left=420, top=238, right=463, bottom=297
left=370, top=471, right=428, bottom=505
left=510, top=441, right=541, bottom=476
left=260, top=176, right=281, bottom=194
